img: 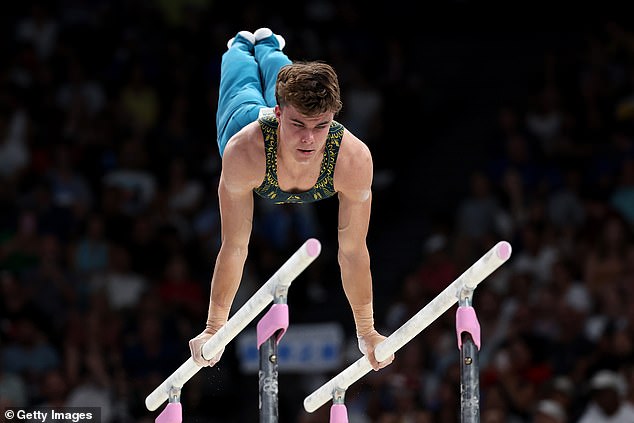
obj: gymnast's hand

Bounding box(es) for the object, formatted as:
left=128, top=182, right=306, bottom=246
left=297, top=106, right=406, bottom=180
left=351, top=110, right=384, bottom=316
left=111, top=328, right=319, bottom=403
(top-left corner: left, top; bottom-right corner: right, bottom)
left=189, top=326, right=225, bottom=367
left=357, top=329, right=394, bottom=371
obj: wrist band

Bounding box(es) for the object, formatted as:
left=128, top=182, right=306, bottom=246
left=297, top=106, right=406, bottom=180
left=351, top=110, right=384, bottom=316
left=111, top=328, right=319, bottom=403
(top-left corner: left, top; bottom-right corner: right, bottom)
left=351, top=303, right=374, bottom=336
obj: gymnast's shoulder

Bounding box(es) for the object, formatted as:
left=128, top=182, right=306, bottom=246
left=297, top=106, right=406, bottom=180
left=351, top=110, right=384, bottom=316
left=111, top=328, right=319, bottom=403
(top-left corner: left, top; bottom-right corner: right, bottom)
left=221, top=121, right=266, bottom=189
left=334, top=129, right=373, bottom=197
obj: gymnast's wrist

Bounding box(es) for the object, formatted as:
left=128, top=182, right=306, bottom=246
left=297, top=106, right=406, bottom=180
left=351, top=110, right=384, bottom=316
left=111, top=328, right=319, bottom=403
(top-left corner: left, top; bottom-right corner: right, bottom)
left=356, top=329, right=379, bottom=340
left=205, top=318, right=226, bottom=333
left=206, top=301, right=231, bottom=332
left=351, top=303, right=375, bottom=337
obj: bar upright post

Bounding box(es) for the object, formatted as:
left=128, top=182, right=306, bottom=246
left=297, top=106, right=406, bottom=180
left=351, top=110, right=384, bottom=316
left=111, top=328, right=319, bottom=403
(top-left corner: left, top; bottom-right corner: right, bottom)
left=257, top=283, right=290, bottom=423
left=456, top=294, right=481, bottom=423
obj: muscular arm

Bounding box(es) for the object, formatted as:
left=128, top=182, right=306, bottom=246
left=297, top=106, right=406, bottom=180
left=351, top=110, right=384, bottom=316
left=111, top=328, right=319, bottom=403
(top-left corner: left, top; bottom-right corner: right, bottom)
left=335, top=133, right=392, bottom=370
left=207, top=128, right=264, bottom=325
left=190, top=125, right=263, bottom=365
left=337, top=183, right=373, bottom=328
left=206, top=169, right=254, bottom=327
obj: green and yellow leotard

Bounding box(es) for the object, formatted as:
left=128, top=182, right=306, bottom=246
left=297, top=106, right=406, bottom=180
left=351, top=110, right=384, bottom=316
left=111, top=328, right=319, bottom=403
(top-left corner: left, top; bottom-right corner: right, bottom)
left=253, top=115, right=344, bottom=204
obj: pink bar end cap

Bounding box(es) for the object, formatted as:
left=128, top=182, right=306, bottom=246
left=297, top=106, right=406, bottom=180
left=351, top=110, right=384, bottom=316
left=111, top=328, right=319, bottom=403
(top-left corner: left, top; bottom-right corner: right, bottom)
left=306, top=238, right=321, bottom=257
left=496, top=241, right=512, bottom=261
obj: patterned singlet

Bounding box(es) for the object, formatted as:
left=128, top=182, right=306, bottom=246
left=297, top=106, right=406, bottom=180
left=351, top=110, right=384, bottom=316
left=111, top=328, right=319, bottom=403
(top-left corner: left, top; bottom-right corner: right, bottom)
left=253, top=115, right=344, bottom=204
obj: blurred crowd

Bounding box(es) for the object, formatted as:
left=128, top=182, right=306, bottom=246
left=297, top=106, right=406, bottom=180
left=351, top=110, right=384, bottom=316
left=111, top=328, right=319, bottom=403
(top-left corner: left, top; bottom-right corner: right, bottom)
left=1, top=2, right=634, bottom=423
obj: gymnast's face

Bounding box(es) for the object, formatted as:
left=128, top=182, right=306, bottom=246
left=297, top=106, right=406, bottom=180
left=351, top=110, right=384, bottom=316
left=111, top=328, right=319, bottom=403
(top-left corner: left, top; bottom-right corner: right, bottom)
left=275, top=104, right=333, bottom=163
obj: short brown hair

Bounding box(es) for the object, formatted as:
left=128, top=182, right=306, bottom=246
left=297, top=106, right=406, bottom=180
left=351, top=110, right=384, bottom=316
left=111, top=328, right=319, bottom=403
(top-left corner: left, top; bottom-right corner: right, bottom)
left=275, top=61, right=342, bottom=116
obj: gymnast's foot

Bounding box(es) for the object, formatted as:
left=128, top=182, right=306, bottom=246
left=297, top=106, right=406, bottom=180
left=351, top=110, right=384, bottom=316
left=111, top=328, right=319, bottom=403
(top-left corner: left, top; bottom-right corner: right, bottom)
left=226, top=30, right=255, bottom=49
left=253, top=27, right=285, bottom=50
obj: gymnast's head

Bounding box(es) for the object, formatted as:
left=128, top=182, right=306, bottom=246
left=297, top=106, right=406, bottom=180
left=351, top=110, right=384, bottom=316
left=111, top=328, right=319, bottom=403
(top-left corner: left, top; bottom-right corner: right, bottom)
left=275, top=61, right=343, bottom=117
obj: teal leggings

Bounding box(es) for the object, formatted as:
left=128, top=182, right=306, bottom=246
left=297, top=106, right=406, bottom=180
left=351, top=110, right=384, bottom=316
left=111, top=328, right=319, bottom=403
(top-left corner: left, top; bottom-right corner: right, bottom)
left=216, top=33, right=291, bottom=156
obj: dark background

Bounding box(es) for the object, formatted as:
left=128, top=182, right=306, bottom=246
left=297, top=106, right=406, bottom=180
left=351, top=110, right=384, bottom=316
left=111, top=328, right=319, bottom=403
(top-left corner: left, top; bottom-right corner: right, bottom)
left=1, top=1, right=634, bottom=422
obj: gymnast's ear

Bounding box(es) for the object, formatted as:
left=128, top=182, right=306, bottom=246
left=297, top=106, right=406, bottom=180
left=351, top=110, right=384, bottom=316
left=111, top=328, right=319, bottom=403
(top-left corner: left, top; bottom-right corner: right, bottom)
left=274, top=105, right=282, bottom=119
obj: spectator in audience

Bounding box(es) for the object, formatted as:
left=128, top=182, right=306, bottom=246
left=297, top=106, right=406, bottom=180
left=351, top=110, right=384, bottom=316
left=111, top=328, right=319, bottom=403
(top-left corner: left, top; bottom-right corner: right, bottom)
left=166, top=157, right=204, bottom=217
left=71, top=212, right=110, bottom=279
left=46, top=143, right=93, bottom=217
left=158, top=253, right=205, bottom=318
left=583, top=213, right=631, bottom=297
left=1, top=316, right=60, bottom=394
left=89, top=244, right=148, bottom=312
left=610, top=158, right=634, bottom=226
left=455, top=170, right=506, bottom=247
left=532, top=399, right=567, bottom=423
left=22, top=234, right=76, bottom=331
left=0, top=209, right=41, bottom=274
left=15, top=3, right=58, bottom=61
left=117, top=63, right=160, bottom=134
left=0, top=355, right=27, bottom=408
left=0, top=107, right=30, bottom=181
left=577, top=369, right=634, bottom=423
left=36, top=368, right=68, bottom=408
left=102, top=138, right=157, bottom=217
